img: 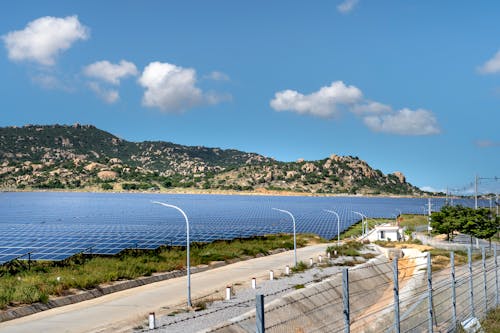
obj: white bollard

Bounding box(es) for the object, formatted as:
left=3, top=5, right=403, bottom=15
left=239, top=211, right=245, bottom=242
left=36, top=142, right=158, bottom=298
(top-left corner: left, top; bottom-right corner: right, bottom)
left=148, top=312, right=155, bottom=329
left=327, top=252, right=331, bottom=259
left=226, top=286, right=232, bottom=300
left=318, top=255, right=322, bottom=263
left=285, top=265, right=290, bottom=275
left=334, top=250, right=337, bottom=256
left=309, top=258, right=313, bottom=266
left=251, top=277, right=256, bottom=289
left=269, top=270, right=274, bottom=281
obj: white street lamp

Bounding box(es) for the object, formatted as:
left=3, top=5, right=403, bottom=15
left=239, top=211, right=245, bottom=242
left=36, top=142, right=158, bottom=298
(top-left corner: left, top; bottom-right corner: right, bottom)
left=352, top=211, right=366, bottom=237
left=153, top=201, right=191, bottom=308
left=324, top=209, right=341, bottom=246
left=272, top=208, right=297, bottom=267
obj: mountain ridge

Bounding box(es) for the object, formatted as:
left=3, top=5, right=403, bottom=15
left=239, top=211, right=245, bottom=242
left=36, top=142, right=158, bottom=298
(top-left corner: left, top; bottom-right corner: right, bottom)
left=0, top=124, right=423, bottom=195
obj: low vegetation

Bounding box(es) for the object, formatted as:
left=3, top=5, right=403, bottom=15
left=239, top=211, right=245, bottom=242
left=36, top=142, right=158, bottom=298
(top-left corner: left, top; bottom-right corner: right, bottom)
left=481, top=307, right=500, bottom=332
left=0, top=234, right=316, bottom=309
left=326, top=241, right=363, bottom=257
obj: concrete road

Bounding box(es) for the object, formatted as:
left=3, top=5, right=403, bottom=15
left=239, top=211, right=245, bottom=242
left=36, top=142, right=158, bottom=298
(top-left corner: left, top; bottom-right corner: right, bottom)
left=0, top=243, right=331, bottom=333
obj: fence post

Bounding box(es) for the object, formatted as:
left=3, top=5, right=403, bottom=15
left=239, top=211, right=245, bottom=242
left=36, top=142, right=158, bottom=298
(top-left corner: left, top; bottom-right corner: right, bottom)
left=256, top=294, right=265, bottom=333
left=342, top=268, right=350, bottom=333
left=427, top=252, right=434, bottom=333
left=468, top=246, right=475, bottom=318
left=393, top=257, right=400, bottom=333
left=451, top=251, right=457, bottom=332
left=482, top=247, right=487, bottom=314
left=495, top=245, right=498, bottom=307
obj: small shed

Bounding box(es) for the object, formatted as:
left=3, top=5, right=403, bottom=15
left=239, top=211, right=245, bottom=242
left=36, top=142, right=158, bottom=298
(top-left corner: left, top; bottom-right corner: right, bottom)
left=365, top=224, right=403, bottom=242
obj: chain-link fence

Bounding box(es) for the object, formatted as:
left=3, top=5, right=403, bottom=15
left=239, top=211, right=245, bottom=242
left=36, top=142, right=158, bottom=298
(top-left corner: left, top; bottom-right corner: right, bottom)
left=207, top=246, right=499, bottom=333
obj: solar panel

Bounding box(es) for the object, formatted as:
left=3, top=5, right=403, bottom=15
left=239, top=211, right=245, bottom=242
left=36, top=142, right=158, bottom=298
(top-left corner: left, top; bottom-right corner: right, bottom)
left=0, top=192, right=488, bottom=264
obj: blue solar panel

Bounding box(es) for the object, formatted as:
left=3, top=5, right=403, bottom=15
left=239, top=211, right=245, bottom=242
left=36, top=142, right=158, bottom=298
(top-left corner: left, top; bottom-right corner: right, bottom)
left=0, top=192, right=488, bottom=264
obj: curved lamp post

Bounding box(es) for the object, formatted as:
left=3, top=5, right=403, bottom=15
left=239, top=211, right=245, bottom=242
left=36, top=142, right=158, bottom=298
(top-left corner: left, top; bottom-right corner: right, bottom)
left=395, top=209, right=402, bottom=226
left=153, top=201, right=191, bottom=308
left=272, top=208, right=297, bottom=267
left=324, top=209, right=341, bottom=246
left=352, top=211, right=366, bottom=237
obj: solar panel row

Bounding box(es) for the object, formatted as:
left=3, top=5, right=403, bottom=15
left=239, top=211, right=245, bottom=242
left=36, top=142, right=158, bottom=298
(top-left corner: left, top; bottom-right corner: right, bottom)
left=0, top=192, right=485, bottom=264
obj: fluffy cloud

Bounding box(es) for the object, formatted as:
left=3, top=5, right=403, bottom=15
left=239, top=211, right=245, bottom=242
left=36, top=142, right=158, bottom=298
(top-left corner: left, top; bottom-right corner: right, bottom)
left=475, top=139, right=500, bottom=147
left=138, top=61, right=227, bottom=112
left=2, top=15, right=89, bottom=66
left=351, top=101, right=392, bottom=115
left=337, top=0, right=359, bottom=14
left=205, top=71, right=230, bottom=81
left=83, top=60, right=138, bottom=85
left=420, top=186, right=445, bottom=193
left=88, top=82, right=119, bottom=104
left=271, top=81, right=441, bottom=136
left=363, top=108, right=441, bottom=135
left=478, top=50, right=500, bottom=74
left=270, top=81, right=363, bottom=118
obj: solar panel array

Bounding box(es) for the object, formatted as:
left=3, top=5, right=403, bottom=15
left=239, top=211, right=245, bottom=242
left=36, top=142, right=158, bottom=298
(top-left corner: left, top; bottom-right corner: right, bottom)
left=0, top=192, right=486, bottom=264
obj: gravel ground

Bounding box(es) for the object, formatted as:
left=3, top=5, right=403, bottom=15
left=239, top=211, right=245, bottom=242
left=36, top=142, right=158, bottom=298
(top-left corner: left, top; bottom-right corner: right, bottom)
left=137, top=246, right=379, bottom=333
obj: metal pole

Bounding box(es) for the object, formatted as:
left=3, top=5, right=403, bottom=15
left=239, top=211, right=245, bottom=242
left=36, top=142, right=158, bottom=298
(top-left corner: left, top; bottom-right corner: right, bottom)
left=451, top=251, right=457, bottom=332
left=393, top=257, right=400, bottom=333
left=256, top=294, right=265, bottom=333
left=324, top=210, right=341, bottom=246
left=342, top=268, right=350, bottom=333
left=427, top=252, right=434, bottom=333
left=496, top=193, right=499, bottom=216
left=468, top=246, right=475, bottom=317
left=475, top=174, right=478, bottom=210
left=482, top=247, right=487, bottom=314
left=153, top=201, right=192, bottom=308
left=427, top=198, right=432, bottom=236
left=495, top=245, right=498, bottom=307
left=352, top=211, right=365, bottom=238
left=272, top=208, right=297, bottom=267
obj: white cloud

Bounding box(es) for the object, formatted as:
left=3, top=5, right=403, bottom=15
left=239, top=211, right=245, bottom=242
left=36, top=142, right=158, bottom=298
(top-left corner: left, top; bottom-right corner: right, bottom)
left=83, top=60, right=138, bottom=85
left=88, top=82, right=119, bottom=104
left=420, top=186, right=445, bottom=193
left=31, top=74, right=61, bottom=90
left=478, top=50, right=500, bottom=74
left=363, top=108, right=441, bottom=135
left=205, top=71, right=230, bottom=81
left=138, top=61, right=227, bottom=112
left=270, top=81, right=363, bottom=118
left=475, top=139, right=500, bottom=147
left=337, top=0, right=359, bottom=14
left=270, top=81, right=441, bottom=136
left=2, top=15, right=89, bottom=66
left=351, top=101, right=392, bottom=115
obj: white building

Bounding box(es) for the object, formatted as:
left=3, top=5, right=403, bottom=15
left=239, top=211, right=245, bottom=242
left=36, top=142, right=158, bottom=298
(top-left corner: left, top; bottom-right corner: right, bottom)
left=364, top=224, right=403, bottom=242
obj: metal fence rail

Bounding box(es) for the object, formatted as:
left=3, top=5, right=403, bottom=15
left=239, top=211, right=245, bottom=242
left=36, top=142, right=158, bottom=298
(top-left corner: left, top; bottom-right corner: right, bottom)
left=208, top=245, right=499, bottom=333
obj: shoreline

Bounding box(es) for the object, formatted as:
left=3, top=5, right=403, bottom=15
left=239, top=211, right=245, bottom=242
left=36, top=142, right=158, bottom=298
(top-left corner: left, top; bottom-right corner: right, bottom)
left=0, top=187, right=435, bottom=199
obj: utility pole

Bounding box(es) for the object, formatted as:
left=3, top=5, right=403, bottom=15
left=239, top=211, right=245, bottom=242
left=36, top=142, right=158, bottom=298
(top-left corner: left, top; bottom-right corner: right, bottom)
left=496, top=193, right=499, bottom=216
left=475, top=174, right=478, bottom=210
left=427, top=198, right=432, bottom=236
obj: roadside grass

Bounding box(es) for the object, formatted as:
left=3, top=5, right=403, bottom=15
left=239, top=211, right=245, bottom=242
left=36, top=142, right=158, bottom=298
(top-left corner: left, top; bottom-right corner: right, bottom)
left=481, top=307, right=500, bottom=332
left=338, top=214, right=428, bottom=240
left=291, top=261, right=308, bottom=273
left=326, top=241, right=363, bottom=258
left=398, top=214, right=428, bottom=231
left=0, top=233, right=319, bottom=309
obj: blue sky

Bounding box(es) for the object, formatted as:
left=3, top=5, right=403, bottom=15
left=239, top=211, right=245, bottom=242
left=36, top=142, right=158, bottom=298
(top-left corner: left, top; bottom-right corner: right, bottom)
left=0, top=1, right=499, bottom=194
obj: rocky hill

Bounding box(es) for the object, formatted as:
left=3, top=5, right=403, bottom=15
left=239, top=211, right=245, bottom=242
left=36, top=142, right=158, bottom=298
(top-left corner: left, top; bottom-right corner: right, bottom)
left=0, top=124, right=422, bottom=195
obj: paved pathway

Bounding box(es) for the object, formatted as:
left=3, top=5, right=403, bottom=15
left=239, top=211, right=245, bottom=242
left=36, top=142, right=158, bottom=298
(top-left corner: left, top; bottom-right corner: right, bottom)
left=0, top=243, right=331, bottom=333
